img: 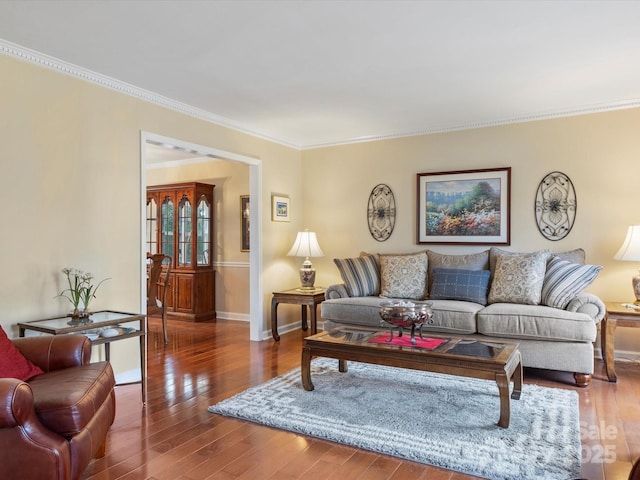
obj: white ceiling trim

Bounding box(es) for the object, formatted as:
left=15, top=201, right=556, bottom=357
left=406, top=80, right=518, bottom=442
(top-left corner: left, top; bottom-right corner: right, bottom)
left=3, top=38, right=640, bottom=151
left=304, top=97, right=640, bottom=149
left=0, top=39, right=298, bottom=149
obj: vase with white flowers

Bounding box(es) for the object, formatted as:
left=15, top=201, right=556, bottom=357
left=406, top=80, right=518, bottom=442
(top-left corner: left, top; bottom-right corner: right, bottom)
left=58, top=268, right=110, bottom=322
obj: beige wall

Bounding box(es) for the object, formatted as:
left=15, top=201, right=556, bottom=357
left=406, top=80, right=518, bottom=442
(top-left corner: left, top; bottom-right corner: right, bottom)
left=3, top=51, right=640, bottom=375
left=302, top=108, right=640, bottom=352
left=0, top=55, right=304, bottom=377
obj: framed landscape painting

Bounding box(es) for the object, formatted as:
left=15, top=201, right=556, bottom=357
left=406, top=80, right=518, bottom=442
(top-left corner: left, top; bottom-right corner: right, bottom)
left=416, top=167, right=511, bottom=245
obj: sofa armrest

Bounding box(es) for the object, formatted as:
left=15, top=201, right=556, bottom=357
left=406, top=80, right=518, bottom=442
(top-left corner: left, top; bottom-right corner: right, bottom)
left=325, top=284, right=350, bottom=299
left=566, top=293, right=606, bottom=323
left=0, top=378, right=71, bottom=479
left=11, top=335, right=91, bottom=372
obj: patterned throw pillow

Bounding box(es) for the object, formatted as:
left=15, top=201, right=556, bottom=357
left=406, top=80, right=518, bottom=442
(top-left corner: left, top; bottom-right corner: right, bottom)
left=541, top=256, right=602, bottom=309
left=430, top=268, right=491, bottom=305
left=0, top=327, right=44, bottom=381
left=380, top=252, right=428, bottom=300
left=489, top=247, right=552, bottom=278
left=488, top=251, right=549, bottom=305
left=333, top=255, right=380, bottom=297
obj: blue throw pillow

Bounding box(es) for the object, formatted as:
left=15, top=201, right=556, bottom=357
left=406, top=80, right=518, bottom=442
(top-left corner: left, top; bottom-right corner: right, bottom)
left=430, top=268, right=491, bottom=305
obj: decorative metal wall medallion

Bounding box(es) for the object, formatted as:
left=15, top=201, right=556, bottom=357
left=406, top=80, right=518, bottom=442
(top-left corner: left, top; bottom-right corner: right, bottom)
left=367, top=184, right=396, bottom=242
left=534, top=171, right=577, bottom=241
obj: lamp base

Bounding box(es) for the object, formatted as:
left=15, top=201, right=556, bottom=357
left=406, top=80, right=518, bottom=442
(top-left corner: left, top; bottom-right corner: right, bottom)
left=634, top=272, right=640, bottom=305
left=299, top=265, right=316, bottom=290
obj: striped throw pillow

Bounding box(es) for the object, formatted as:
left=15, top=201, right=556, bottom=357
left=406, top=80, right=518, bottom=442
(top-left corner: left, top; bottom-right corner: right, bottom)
left=541, top=256, right=602, bottom=309
left=334, top=255, right=380, bottom=297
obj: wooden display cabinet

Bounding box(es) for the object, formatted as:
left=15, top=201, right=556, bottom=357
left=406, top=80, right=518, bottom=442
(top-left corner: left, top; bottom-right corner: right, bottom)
left=146, top=182, right=216, bottom=322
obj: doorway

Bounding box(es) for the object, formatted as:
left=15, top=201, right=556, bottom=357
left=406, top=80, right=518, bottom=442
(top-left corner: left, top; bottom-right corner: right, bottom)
left=140, top=132, right=263, bottom=341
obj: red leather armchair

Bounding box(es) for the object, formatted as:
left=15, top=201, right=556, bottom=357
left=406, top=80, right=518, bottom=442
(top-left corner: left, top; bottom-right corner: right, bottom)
left=0, top=335, right=116, bottom=480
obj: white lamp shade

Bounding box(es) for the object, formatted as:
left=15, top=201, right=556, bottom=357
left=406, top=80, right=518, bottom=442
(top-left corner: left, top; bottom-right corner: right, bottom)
left=614, top=225, right=640, bottom=261
left=287, top=230, right=324, bottom=258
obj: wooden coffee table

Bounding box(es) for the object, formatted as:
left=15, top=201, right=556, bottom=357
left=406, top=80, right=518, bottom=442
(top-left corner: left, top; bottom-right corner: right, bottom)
left=301, top=327, right=522, bottom=428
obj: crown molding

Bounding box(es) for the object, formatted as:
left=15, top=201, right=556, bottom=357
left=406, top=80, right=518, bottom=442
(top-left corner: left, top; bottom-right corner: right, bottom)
left=0, top=39, right=301, bottom=149
left=3, top=38, right=640, bottom=151
left=301, top=97, right=640, bottom=150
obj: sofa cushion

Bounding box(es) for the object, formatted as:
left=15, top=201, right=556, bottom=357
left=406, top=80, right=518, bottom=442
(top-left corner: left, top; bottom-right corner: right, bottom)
left=488, top=251, right=550, bottom=305
left=27, top=361, right=114, bottom=438
left=333, top=255, right=380, bottom=297
left=380, top=252, right=428, bottom=300
left=426, top=250, right=489, bottom=294
left=541, top=256, right=602, bottom=309
left=0, top=327, right=44, bottom=381
left=554, top=248, right=586, bottom=265
left=321, top=297, right=480, bottom=335
left=425, top=299, right=482, bottom=334
left=321, top=296, right=389, bottom=328
left=430, top=268, right=491, bottom=305
left=477, top=303, right=597, bottom=342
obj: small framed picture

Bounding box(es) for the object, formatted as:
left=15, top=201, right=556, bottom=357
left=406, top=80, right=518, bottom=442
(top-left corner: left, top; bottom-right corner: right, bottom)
left=272, top=195, right=290, bottom=222
left=240, top=195, right=250, bottom=251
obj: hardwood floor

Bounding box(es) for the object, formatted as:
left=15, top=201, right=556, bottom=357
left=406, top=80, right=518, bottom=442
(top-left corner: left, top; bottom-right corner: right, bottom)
left=81, top=318, right=640, bottom=480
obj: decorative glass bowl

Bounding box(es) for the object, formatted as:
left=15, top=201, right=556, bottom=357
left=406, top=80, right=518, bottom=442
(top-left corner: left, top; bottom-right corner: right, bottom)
left=379, top=300, right=433, bottom=345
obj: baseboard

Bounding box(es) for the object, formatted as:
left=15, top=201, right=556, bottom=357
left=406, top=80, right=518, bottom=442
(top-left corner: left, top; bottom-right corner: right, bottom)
left=115, top=369, right=141, bottom=384
left=216, top=311, right=250, bottom=322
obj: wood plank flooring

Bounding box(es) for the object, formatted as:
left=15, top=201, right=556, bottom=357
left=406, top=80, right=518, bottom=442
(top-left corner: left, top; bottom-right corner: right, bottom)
left=81, top=318, right=640, bottom=480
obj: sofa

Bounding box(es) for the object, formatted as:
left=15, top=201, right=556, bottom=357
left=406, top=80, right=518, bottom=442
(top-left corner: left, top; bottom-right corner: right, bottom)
left=0, top=333, right=116, bottom=480
left=321, top=247, right=605, bottom=387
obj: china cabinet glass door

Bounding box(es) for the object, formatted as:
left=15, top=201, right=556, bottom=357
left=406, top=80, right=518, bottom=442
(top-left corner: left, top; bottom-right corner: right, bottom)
left=178, top=195, right=192, bottom=267
left=146, top=197, right=158, bottom=254
left=197, top=195, right=211, bottom=266
left=161, top=197, right=174, bottom=261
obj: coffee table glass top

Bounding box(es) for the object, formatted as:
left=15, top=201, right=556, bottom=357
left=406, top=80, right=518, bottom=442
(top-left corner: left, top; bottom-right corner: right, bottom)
left=319, top=327, right=511, bottom=359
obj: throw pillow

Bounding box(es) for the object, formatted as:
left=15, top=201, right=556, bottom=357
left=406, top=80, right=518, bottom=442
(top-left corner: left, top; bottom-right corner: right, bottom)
left=489, top=247, right=552, bottom=278
left=379, top=252, right=428, bottom=300
left=333, top=255, right=380, bottom=297
left=430, top=268, right=491, bottom=305
left=0, top=327, right=44, bottom=381
left=426, top=250, right=489, bottom=294
left=488, top=251, right=549, bottom=305
left=541, top=256, right=602, bottom=309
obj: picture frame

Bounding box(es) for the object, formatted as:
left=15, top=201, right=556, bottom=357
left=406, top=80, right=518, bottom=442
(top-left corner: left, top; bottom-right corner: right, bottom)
left=240, top=195, right=250, bottom=251
left=416, top=167, right=511, bottom=245
left=271, top=194, right=290, bottom=222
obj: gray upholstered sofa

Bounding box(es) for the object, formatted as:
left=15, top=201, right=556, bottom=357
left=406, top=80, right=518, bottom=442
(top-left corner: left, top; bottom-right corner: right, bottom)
left=321, top=247, right=605, bottom=386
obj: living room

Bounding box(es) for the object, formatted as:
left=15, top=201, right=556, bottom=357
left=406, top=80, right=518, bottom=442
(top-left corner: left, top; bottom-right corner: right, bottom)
left=1, top=2, right=639, bottom=479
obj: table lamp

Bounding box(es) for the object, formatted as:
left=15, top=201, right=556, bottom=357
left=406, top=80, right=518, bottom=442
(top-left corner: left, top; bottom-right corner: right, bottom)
left=614, top=224, right=640, bottom=304
left=287, top=229, right=325, bottom=290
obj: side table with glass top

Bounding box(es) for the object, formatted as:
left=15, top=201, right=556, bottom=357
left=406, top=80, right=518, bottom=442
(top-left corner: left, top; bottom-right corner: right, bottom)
left=17, top=310, right=147, bottom=402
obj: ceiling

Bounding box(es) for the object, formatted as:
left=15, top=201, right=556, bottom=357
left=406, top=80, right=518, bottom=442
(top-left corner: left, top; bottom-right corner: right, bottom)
left=1, top=0, right=640, bottom=149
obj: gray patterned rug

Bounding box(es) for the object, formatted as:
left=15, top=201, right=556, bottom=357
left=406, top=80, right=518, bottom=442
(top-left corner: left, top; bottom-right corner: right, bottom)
left=208, top=358, right=581, bottom=480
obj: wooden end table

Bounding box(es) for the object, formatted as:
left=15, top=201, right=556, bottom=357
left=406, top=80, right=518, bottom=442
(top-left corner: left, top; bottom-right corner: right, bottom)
left=271, top=288, right=325, bottom=341
left=602, top=301, right=640, bottom=382
left=301, top=327, right=522, bottom=428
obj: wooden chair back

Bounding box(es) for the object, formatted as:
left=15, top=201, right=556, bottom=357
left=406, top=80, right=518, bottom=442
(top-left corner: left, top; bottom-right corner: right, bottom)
left=146, top=253, right=171, bottom=343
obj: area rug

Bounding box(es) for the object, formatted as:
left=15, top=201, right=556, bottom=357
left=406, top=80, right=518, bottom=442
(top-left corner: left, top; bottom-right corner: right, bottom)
left=208, top=358, right=581, bottom=480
